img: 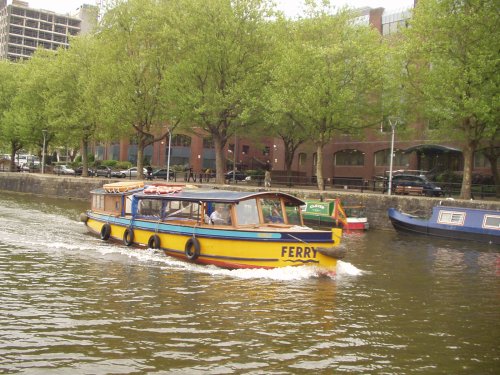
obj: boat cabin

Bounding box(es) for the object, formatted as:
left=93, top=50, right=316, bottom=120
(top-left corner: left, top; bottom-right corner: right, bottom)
left=90, top=181, right=144, bottom=216
left=129, top=189, right=305, bottom=228
left=90, top=184, right=308, bottom=229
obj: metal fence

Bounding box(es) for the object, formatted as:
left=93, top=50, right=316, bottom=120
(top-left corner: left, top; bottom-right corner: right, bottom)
left=2, top=166, right=498, bottom=200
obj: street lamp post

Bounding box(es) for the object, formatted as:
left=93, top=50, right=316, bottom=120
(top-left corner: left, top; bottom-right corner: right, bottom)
left=42, top=129, right=47, bottom=174
left=387, top=117, right=399, bottom=196
left=166, top=128, right=172, bottom=182
left=233, top=133, right=237, bottom=183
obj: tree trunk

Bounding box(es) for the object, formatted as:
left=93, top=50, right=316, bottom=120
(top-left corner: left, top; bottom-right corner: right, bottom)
left=315, top=143, right=324, bottom=191
left=137, top=136, right=145, bottom=180
left=81, top=138, right=89, bottom=177
left=460, top=141, right=474, bottom=199
left=9, top=141, right=22, bottom=172
left=485, top=146, right=500, bottom=198
left=214, top=135, right=226, bottom=184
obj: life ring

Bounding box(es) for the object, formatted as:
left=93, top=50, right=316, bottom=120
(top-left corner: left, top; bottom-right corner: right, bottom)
left=148, top=234, right=161, bottom=249
left=100, top=223, right=111, bottom=240
left=123, top=227, right=134, bottom=246
left=184, top=237, right=200, bottom=261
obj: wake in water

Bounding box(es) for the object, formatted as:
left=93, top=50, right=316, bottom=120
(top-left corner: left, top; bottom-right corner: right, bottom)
left=96, top=245, right=363, bottom=281
left=0, top=200, right=363, bottom=281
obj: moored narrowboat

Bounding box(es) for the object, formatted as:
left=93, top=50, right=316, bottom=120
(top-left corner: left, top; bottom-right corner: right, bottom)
left=82, top=182, right=345, bottom=275
left=301, top=199, right=368, bottom=231
left=388, top=206, right=500, bottom=244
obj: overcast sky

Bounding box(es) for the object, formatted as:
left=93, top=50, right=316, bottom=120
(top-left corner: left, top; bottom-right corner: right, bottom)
left=21, top=0, right=415, bottom=16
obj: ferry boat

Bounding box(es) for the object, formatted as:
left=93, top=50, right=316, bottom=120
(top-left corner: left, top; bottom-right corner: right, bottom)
left=388, top=206, right=500, bottom=244
left=301, top=199, right=368, bottom=231
left=81, top=182, right=345, bottom=274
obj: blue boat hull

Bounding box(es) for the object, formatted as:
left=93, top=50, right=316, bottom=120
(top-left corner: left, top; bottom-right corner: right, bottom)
left=388, top=207, right=500, bottom=245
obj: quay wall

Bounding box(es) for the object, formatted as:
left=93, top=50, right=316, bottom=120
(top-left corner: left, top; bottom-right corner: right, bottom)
left=1, top=173, right=499, bottom=230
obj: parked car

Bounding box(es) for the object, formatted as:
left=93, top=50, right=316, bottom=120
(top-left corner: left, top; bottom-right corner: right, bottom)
left=386, top=174, right=444, bottom=197
left=53, top=165, right=75, bottom=175
left=75, top=166, right=95, bottom=176
left=225, top=170, right=247, bottom=181
left=152, top=168, right=175, bottom=180
left=119, top=167, right=147, bottom=178
left=94, top=165, right=113, bottom=178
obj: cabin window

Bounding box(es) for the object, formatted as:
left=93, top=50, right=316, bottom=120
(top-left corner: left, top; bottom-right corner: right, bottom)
left=92, top=194, right=105, bottom=210
left=164, top=201, right=200, bottom=221
left=438, top=210, right=465, bottom=226
left=260, top=198, right=284, bottom=224
left=285, top=202, right=302, bottom=225
left=207, top=203, right=232, bottom=225
left=483, top=215, right=500, bottom=230
left=235, top=200, right=259, bottom=225
left=137, top=199, right=163, bottom=219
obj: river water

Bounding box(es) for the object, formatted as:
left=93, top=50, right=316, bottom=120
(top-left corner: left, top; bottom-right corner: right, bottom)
left=0, top=192, right=498, bottom=374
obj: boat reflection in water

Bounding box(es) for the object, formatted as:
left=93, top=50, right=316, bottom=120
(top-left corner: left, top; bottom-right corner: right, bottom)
left=82, top=182, right=346, bottom=275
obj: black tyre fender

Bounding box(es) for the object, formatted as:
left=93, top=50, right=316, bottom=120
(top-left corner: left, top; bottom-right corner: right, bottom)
left=185, top=237, right=201, bottom=261
left=123, top=227, right=134, bottom=246
left=80, top=212, right=89, bottom=223
left=148, top=234, right=161, bottom=249
left=100, top=223, right=111, bottom=240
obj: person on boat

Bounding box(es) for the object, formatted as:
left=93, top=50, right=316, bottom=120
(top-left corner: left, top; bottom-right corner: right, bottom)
left=210, top=204, right=230, bottom=225
left=267, top=207, right=283, bottom=223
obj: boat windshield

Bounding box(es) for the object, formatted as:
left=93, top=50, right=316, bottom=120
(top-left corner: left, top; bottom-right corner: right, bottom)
left=235, top=199, right=259, bottom=225
left=285, top=201, right=302, bottom=225
left=260, top=198, right=284, bottom=224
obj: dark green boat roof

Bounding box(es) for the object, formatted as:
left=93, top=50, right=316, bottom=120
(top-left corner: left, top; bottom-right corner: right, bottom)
left=135, top=188, right=305, bottom=205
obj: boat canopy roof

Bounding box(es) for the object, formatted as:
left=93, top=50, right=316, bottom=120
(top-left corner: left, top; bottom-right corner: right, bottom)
left=135, top=188, right=305, bottom=205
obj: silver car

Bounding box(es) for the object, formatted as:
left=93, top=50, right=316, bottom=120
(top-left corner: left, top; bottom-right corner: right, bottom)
left=119, top=167, right=147, bottom=178
left=53, top=165, right=75, bottom=175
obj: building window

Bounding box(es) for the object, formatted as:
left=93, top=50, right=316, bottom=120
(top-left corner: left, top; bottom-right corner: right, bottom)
left=12, top=7, right=25, bottom=16
left=25, top=19, right=38, bottom=28
left=374, top=149, right=408, bottom=167
left=173, top=134, right=191, bottom=147
left=298, top=153, right=307, bottom=166
left=334, top=149, right=365, bottom=166
left=201, top=136, right=213, bottom=149
left=382, top=9, right=411, bottom=35
left=474, top=149, right=499, bottom=169
left=55, top=17, right=68, bottom=25
left=9, top=26, right=23, bottom=35
left=242, top=145, right=249, bottom=155
left=26, top=10, right=40, bottom=19
left=9, top=35, right=23, bottom=45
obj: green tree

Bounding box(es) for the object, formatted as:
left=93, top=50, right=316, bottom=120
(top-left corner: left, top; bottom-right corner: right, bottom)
left=169, top=0, right=274, bottom=184
left=404, top=0, right=500, bottom=199
left=0, top=60, right=23, bottom=171
left=45, top=36, right=104, bottom=177
left=4, top=52, right=57, bottom=170
left=269, top=4, right=385, bottom=190
left=258, top=18, right=309, bottom=181
left=96, top=0, right=179, bottom=179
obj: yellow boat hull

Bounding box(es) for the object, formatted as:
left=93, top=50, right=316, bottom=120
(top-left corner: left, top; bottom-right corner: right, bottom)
left=86, top=217, right=343, bottom=274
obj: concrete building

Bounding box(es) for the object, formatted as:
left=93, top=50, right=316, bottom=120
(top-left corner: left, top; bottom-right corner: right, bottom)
left=0, top=0, right=97, bottom=61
